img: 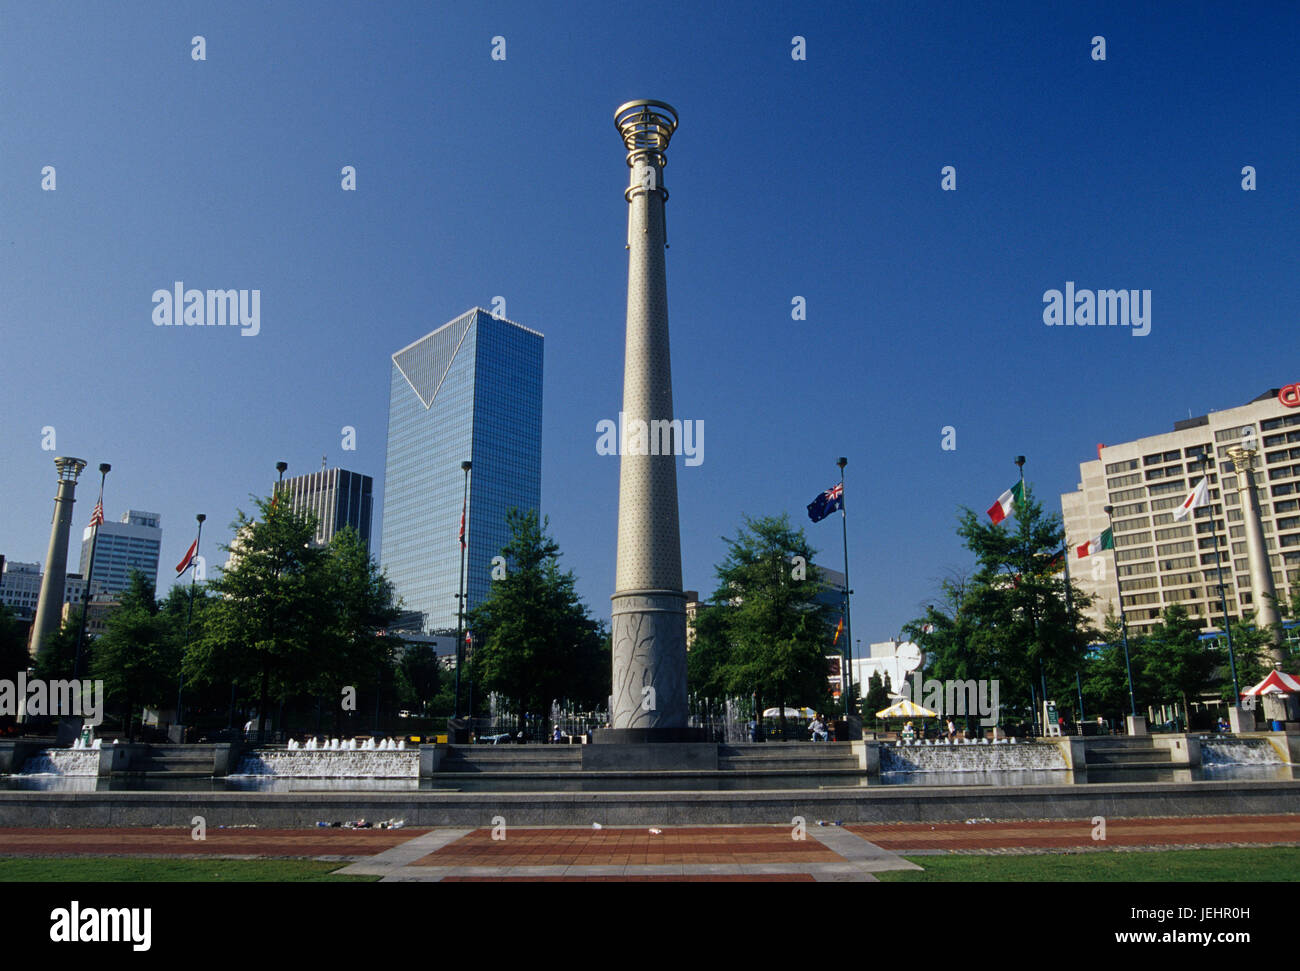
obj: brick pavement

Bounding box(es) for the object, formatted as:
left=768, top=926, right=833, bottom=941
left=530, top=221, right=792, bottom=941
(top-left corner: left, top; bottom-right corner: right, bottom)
left=0, top=827, right=421, bottom=859
left=847, top=814, right=1300, bottom=852
left=3, top=815, right=1297, bottom=879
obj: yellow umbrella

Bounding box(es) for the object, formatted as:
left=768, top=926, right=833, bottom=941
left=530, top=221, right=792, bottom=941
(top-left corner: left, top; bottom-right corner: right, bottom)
left=876, top=698, right=937, bottom=719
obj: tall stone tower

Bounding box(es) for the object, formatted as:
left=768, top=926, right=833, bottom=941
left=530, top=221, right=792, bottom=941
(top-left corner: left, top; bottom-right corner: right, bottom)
left=607, top=100, right=692, bottom=740
left=1226, top=443, right=1286, bottom=665
left=29, top=457, right=86, bottom=659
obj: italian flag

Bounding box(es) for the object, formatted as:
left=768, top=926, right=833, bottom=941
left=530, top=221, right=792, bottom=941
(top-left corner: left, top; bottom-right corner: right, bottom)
left=1075, top=528, right=1113, bottom=559
left=987, top=481, right=1025, bottom=524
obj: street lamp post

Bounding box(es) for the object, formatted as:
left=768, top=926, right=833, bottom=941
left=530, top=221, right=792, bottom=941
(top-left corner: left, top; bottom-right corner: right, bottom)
left=257, top=461, right=288, bottom=743
left=453, top=460, right=472, bottom=723
left=1105, top=504, right=1140, bottom=729
left=73, top=463, right=111, bottom=681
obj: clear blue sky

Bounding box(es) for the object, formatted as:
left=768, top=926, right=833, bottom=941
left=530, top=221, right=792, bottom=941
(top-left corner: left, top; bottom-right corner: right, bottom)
left=2, top=1, right=1296, bottom=649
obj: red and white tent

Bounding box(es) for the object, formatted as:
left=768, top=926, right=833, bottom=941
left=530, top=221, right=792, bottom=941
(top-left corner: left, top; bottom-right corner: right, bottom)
left=1241, top=671, right=1300, bottom=697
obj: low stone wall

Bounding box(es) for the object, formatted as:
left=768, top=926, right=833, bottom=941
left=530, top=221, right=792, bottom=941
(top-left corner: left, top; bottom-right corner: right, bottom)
left=0, top=741, right=48, bottom=775
left=1, top=778, right=1297, bottom=828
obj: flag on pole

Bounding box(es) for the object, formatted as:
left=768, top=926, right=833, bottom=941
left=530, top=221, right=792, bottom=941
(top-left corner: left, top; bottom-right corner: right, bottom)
left=986, top=481, right=1025, bottom=524
left=807, top=483, right=844, bottom=523
left=88, top=499, right=104, bottom=527
left=832, top=616, right=844, bottom=645
left=176, top=538, right=198, bottom=575
left=459, top=502, right=467, bottom=548
left=1075, top=528, right=1114, bottom=559
left=1172, top=477, right=1210, bottom=522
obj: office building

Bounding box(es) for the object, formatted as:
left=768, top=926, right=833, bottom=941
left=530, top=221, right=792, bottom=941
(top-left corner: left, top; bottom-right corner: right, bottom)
left=1061, top=387, right=1300, bottom=637
left=280, top=468, right=374, bottom=551
left=380, top=308, right=543, bottom=634
left=1, top=561, right=104, bottom=620
left=79, top=510, right=162, bottom=597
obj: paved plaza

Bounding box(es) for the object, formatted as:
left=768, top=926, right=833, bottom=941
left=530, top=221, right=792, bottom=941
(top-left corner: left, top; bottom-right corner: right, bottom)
left=1, top=814, right=1298, bottom=881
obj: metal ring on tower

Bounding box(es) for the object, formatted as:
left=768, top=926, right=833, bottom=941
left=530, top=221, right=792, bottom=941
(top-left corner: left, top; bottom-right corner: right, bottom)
left=614, top=99, right=678, bottom=168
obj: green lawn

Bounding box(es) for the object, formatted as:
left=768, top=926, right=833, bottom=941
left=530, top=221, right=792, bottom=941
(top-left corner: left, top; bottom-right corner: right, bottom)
left=0, top=858, right=378, bottom=882
left=877, top=847, right=1300, bottom=882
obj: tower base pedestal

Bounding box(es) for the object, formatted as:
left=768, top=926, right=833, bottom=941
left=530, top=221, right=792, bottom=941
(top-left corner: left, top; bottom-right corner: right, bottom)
left=609, top=589, right=688, bottom=729
left=592, top=727, right=710, bottom=744
left=582, top=740, right=716, bottom=771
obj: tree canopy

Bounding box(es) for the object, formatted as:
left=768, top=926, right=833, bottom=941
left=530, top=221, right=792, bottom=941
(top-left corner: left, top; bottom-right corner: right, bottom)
left=687, top=514, right=836, bottom=726
left=466, top=508, right=608, bottom=732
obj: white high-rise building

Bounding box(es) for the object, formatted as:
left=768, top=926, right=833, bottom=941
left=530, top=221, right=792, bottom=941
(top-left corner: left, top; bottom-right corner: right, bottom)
left=1061, top=387, right=1300, bottom=638
left=79, top=510, right=162, bottom=597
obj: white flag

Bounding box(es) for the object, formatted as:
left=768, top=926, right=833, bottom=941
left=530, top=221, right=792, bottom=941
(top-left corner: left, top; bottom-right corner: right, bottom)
left=1172, top=477, right=1210, bottom=521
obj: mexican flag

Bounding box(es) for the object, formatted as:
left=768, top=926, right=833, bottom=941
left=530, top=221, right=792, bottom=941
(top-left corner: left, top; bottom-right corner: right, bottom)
left=1075, top=528, right=1113, bottom=559
left=987, top=480, right=1025, bottom=524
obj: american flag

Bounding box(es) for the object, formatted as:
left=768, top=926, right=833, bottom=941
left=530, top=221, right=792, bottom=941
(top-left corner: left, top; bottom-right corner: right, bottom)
left=88, top=499, right=104, bottom=527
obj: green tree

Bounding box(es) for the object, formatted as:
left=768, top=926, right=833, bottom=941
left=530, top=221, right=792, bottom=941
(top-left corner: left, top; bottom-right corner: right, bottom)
left=0, top=605, right=30, bottom=680
left=304, top=526, right=401, bottom=732
left=685, top=604, right=731, bottom=700
left=189, top=495, right=329, bottom=737
left=90, top=571, right=180, bottom=740
left=1080, top=611, right=1143, bottom=722
left=903, top=486, right=1100, bottom=731
left=860, top=670, right=893, bottom=724
left=188, top=503, right=403, bottom=737
left=689, top=514, right=835, bottom=736
left=33, top=609, right=86, bottom=683
left=396, top=641, right=442, bottom=716
left=467, top=509, right=608, bottom=736
left=1140, top=604, right=1221, bottom=726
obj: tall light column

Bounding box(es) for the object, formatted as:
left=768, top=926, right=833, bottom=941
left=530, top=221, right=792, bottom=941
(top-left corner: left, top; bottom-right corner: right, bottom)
left=29, top=457, right=87, bottom=661
left=607, top=100, right=691, bottom=739
left=1226, top=442, right=1285, bottom=666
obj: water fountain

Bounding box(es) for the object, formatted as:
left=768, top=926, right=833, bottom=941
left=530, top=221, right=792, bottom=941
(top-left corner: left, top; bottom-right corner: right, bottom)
left=1200, top=736, right=1287, bottom=765
left=231, top=737, right=417, bottom=778
left=881, top=738, right=1067, bottom=774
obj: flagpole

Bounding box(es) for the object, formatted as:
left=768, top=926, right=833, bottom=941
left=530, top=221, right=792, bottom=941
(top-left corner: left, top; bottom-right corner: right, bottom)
left=837, top=457, right=853, bottom=720
left=1105, top=504, right=1138, bottom=719
left=1201, top=460, right=1240, bottom=700
left=1017, top=456, right=1050, bottom=735
left=453, top=460, right=472, bottom=723
left=1063, top=540, right=1085, bottom=727
left=176, top=513, right=205, bottom=734
left=72, top=463, right=110, bottom=681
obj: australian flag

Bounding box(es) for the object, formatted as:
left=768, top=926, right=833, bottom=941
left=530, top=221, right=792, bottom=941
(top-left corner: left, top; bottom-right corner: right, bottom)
left=807, top=482, right=843, bottom=523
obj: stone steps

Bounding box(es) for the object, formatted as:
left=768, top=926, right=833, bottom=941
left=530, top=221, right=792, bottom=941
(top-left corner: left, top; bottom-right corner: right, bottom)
left=439, top=746, right=583, bottom=773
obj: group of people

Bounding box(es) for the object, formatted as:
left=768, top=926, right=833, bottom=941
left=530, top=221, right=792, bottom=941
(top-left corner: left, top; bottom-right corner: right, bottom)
left=899, top=718, right=964, bottom=741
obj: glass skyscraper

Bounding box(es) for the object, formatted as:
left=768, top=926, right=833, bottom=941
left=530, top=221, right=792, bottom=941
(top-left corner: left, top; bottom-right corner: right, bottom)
left=380, top=308, right=543, bottom=634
